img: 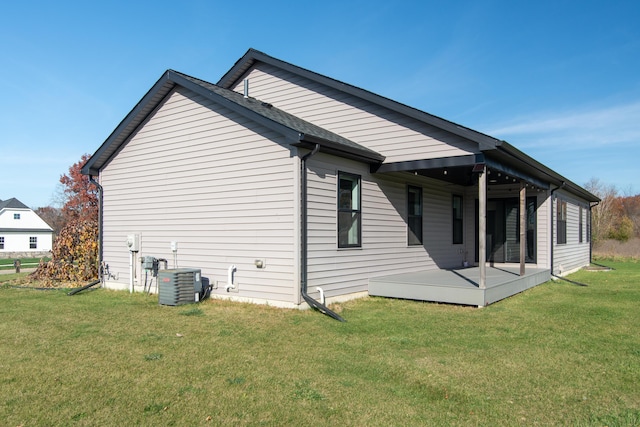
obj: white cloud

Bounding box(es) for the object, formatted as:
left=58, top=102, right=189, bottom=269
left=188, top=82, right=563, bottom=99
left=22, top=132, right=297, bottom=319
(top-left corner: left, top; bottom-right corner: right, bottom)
left=486, top=101, right=640, bottom=149
left=480, top=100, right=640, bottom=193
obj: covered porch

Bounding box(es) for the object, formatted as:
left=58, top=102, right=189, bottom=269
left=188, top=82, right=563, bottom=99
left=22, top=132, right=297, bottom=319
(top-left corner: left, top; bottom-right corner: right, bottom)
left=369, top=265, right=551, bottom=307
left=372, top=149, right=552, bottom=301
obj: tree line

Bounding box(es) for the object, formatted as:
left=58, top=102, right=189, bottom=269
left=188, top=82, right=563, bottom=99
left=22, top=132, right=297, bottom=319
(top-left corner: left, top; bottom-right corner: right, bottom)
left=585, top=178, right=640, bottom=243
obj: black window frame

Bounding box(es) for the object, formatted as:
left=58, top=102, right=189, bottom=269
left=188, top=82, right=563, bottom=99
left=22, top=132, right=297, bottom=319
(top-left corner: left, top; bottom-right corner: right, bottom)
left=14, top=213, right=20, bottom=220
left=29, top=236, right=37, bottom=249
left=0, top=236, right=4, bottom=250
left=557, top=199, right=567, bottom=245
left=579, top=206, right=583, bottom=243
left=407, top=185, right=423, bottom=246
left=337, top=171, right=362, bottom=248
left=452, top=194, right=463, bottom=244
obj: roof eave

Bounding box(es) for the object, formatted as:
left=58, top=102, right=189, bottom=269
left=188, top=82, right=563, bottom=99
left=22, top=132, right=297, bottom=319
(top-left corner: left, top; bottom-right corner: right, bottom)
left=217, top=48, right=262, bottom=89
left=0, top=228, right=53, bottom=233
left=490, top=140, right=600, bottom=202
left=81, top=71, right=177, bottom=175
left=169, top=71, right=303, bottom=143
left=83, top=68, right=380, bottom=175
left=294, top=135, right=385, bottom=165
left=217, top=49, right=501, bottom=150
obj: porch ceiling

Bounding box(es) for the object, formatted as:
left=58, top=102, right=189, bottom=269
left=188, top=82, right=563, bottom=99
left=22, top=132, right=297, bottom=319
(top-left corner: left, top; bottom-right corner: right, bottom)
left=372, top=153, right=550, bottom=189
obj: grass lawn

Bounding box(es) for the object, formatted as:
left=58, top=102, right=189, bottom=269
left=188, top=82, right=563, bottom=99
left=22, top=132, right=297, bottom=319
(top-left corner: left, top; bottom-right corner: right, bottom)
left=0, top=257, right=50, bottom=270
left=0, top=261, right=638, bottom=426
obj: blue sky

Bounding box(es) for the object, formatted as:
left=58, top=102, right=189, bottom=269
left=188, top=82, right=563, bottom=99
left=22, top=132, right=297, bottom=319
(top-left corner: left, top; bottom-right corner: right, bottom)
left=2, top=0, right=639, bottom=208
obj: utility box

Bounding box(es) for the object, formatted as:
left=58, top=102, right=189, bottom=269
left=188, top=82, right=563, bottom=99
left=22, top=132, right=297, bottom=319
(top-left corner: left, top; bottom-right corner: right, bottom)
left=126, top=234, right=140, bottom=252
left=157, top=268, right=202, bottom=306
left=142, top=256, right=156, bottom=270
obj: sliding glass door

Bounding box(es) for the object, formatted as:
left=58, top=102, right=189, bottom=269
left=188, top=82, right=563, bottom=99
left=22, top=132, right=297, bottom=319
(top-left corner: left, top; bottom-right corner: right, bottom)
left=475, top=197, right=537, bottom=263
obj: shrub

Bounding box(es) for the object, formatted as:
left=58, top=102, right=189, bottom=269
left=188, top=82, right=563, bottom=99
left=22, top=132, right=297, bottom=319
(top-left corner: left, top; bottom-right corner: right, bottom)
left=609, top=216, right=634, bottom=242
left=30, top=219, right=98, bottom=285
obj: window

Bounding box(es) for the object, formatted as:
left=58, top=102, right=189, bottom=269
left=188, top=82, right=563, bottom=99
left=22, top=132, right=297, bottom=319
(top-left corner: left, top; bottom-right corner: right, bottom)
left=337, top=172, right=361, bottom=248
left=29, top=236, right=37, bottom=249
left=452, top=195, right=463, bottom=244
left=407, top=186, right=423, bottom=245
left=0, top=237, right=4, bottom=250
left=579, top=207, right=583, bottom=243
left=557, top=199, right=567, bottom=244
left=14, top=213, right=20, bottom=220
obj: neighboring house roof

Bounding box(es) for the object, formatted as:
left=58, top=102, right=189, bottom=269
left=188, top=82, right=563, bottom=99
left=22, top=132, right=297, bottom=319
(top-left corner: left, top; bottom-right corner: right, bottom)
left=0, top=197, right=53, bottom=232
left=217, top=49, right=599, bottom=203
left=0, top=198, right=29, bottom=210
left=81, top=70, right=385, bottom=176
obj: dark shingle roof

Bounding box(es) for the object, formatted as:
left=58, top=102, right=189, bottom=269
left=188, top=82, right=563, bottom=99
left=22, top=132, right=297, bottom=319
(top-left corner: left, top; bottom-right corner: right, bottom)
left=82, top=70, right=384, bottom=176
left=217, top=48, right=599, bottom=203
left=173, top=71, right=384, bottom=160
left=0, top=198, right=29, bottom=210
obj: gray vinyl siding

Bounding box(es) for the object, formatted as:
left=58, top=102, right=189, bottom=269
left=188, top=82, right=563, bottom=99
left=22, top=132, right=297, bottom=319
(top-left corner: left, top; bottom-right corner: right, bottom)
left=552, top=190, right=591, bottom=274
left=537, top=191, right=551, bottom=269
left=233, top=64, right=478, bottom=163
left=99, top=87, right=297, bottom=303
left=305, top=152, right=464, bottom=301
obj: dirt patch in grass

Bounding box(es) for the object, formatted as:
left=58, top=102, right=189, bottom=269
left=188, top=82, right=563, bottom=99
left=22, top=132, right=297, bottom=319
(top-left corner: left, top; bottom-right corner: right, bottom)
left=583, top=265, right=613, bottom=271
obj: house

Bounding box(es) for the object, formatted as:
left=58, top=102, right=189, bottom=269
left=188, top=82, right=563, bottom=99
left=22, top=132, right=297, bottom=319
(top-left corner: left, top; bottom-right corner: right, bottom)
left=0, top=198, right=53, bottom=258
left=81, top=49, right=599, bottom=316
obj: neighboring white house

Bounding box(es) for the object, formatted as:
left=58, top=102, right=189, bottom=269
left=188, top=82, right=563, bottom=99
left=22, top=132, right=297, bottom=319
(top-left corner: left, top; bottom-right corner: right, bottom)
left=0, top=198, right=53, bottom=257
left=81, top=49, right=599, bottom=315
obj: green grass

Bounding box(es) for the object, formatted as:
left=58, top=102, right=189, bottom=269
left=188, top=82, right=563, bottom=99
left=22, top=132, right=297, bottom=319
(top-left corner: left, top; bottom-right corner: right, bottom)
left=0, top=257, right=50, bottom=270
left=0, top=262, right=638, bottom=426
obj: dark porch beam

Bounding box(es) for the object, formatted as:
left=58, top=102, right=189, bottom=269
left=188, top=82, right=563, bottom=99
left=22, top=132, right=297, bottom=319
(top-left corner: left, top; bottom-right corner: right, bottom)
left=485, top=158, right=549, bottom=189
left=371, top=154, right=483, bottom=173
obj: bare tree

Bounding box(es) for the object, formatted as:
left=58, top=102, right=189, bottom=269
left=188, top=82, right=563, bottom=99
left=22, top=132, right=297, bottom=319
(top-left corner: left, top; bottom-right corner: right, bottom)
left=34, top=206, right=64, bottom=237
left=619, top=195, right=640, bottom=238
left=584, top=177, right=618, bottom=242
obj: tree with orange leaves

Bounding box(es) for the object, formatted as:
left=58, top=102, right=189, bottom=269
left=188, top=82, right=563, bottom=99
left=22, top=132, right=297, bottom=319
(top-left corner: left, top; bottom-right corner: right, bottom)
left=59, top=153, right=98, bottom=224
left=31, top=154, right=99, bottom=284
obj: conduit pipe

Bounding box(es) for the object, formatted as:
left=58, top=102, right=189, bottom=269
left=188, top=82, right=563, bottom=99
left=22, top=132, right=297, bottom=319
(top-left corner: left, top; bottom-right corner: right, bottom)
left=226, top=265, right=237, bottom=291
left=129, top=251, right=134, bottom=293
left=300, top=144, right=345, bottom=322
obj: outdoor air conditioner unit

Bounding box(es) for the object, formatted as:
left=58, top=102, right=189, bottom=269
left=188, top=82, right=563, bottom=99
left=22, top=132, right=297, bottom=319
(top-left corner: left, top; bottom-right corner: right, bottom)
left=157, top=268, right=202, bottom=306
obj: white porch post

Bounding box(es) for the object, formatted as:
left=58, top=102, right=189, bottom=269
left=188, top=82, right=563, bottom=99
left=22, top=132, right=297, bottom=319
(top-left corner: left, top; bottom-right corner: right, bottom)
left=478, top=165, right=487, bottom=289
left=520, top=181, right=526, bottom=276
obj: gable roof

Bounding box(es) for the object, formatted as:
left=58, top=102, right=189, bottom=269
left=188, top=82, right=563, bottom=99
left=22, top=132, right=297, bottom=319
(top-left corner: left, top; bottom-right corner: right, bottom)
left=0, top=198, right=53, bottom=232
left=217, top=49, right=598, bottom=202
left=82, top=70, right=384, bottom=176
left=0, top=198, right=29, bottom=210
left=218, top=49, right=502, bottom=151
